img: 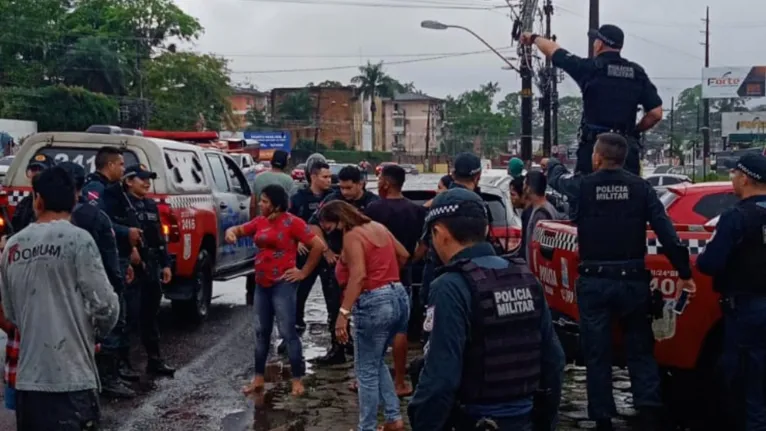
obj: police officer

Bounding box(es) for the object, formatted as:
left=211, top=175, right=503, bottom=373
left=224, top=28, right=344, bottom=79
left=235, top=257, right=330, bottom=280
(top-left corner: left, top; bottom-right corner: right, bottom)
left=697, top=153, right=766, bottom=431
left=107, top=164, right=175, bottom=377
left=307, top=165, right=379, bottom=365
left=289, top=154, right=333, bottom=335
left=59, top=162, right=138, bottom=398
left=9, top=153, right=56, bottom=234
left=520, top=25, right=663, bottom=176
left=543, top=133, right=694, bottom=431
left=408, top=188, right=564, bottom=431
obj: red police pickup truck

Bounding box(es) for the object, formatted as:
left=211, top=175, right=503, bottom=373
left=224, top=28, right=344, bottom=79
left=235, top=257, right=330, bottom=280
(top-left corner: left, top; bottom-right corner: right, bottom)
left=529, top=220, right=726, bottom=427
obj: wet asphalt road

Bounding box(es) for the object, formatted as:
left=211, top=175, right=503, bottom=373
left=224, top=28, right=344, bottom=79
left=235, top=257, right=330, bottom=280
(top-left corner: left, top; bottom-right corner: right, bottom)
left=0, top=173, right=654, bottom=430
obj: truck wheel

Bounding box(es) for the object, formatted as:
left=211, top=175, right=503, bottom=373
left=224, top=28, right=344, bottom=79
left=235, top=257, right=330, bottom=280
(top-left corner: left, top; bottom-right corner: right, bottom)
left=173, top=250, right=213, bottom=324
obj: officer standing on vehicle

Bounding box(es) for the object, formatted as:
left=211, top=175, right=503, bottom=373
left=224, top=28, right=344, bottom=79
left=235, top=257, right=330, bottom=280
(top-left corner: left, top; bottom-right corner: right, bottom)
left=59, top=162, right=138, bottom=398
left=109, top=164, right=175, bottom=377
left=9, top=154, right=56, bottom=234
left=520, top=25, right=663, bottom=176
left=697, top=153, right=766, bottom=431
left=543, top=133, right=694, bottom=431
left=408, top=188, right=564, bottom=431
left=307, top=165, right=379, bottom=365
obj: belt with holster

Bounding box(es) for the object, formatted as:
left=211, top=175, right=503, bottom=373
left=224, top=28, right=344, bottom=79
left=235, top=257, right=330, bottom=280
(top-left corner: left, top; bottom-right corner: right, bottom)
left=578, top=263, right=649, bottom=281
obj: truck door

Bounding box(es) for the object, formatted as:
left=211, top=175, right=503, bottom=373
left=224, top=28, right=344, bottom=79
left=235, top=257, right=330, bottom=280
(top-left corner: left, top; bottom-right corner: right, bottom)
left=204, top=152, right=240, bottom=270
left=221, top=154, right=256, bottom=264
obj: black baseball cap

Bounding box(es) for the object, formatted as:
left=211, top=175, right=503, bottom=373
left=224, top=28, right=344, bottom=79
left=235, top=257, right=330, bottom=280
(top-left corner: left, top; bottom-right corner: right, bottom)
left=453, top=152, right=482, bottom=178
left=123, top=164, right=158, bottom=180
left=733, top=153, right=766, bottom=183
left=58, top=162, right=87, bottom=189
left=27, top=153, right=56, bottom=171
left=588, top=24, right=624, bottom=49
left=271, top=150, right=289, bottom=169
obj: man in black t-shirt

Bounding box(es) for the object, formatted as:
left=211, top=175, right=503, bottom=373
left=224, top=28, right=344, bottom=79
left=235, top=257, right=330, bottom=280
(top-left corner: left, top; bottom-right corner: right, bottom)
left=364, top=165, right=425, bottom=396
left=308, top=165, right=379, bottom=365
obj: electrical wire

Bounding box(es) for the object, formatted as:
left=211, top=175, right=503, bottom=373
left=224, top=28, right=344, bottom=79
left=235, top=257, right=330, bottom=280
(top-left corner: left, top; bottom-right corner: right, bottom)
left=210, top=0, right=501, bottom=10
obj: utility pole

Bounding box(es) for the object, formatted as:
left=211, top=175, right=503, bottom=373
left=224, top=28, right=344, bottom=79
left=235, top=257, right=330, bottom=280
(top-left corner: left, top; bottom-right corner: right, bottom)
left=312, top=87, right=322, bottom=152
left=670, top=96, right=675, bottom=164
left=520, top=45, right=533, bottom=162
left=425, top=103, right=432, bottom=161
left=701, top=6, right=711, bottom=179
left=541, top=0, right=554, bottom=156
left=551, top=36, right=560, bottom=149
left=588, top=0, right=599, bottom=57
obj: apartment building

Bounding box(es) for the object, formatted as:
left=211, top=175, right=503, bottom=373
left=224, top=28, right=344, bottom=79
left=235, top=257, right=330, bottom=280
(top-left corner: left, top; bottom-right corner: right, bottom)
left=382, top=92, right=444, bottom=155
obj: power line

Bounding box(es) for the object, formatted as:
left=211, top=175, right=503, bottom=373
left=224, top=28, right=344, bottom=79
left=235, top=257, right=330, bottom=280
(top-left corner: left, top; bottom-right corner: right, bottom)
left=215, top=0, right=502, bottom=10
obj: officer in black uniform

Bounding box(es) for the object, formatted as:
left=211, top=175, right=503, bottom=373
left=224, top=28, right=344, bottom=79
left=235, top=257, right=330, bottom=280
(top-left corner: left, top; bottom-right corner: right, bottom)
left=107, top=164, right=175, bottom=377
left=9, top=153, right=56, bottom=234
left=520, top=25, right=663, bottom=176
left=289, top=156, right=333, bottom=335
left=697, top=153, right=766, bottom=431
left=59, top=162, right=138, bottom=398
left=408, top=188, right=564, bottom=431
left=544, top=132, right=694, bottom=431
left=307, top=165, right=379, bottom=365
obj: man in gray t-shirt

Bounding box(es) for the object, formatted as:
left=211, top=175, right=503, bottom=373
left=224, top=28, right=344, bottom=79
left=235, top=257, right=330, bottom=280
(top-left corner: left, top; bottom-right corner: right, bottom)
left=0, top=166, right=118, bottom=430
left=524, top=172, right=561, bottom=257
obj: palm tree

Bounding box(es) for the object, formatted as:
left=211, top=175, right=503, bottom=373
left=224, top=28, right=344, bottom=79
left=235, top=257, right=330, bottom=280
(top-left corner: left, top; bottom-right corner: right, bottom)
left=351, top=61, right=395, bottom=150
left=277, top=90, right=314, bottom=124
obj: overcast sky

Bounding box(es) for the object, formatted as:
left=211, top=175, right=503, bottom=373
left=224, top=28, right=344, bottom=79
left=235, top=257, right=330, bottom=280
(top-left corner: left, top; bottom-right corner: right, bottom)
left=175, top=0, right=765, bottom=108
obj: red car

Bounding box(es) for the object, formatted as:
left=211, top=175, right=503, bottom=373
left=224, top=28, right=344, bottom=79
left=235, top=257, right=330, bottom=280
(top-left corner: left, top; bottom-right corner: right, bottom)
left=660, top=181, right=736, bottom=225
left=291, top=163, right=306, bottom=182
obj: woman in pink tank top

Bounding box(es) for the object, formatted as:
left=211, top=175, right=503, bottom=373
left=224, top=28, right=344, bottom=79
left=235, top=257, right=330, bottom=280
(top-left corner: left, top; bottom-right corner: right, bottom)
left=317, top=200, right=411, bottom=431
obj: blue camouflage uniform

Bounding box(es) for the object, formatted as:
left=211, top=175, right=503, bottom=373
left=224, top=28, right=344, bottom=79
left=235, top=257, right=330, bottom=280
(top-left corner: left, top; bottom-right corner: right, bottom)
left=546, top=156, right=691, bottom=426
left=83, top=171, right=131, bottom=249
left=408, top=188, right=564, bottom=431
left=697, top=154, right=766, bottom=430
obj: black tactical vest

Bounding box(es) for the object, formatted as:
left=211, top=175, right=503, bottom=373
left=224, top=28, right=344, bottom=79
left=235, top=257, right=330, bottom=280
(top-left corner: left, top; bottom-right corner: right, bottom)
left=577, top=170, right=647, bottom=262
left=582, top=54, right=645, bottom=133
left=445, top=258, right=543, bottom=405
left=715, top=202, right=766, bottom=295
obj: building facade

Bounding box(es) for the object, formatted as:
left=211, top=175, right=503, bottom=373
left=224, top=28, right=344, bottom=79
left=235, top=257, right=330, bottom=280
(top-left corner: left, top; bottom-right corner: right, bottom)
left=381, top=92, right=444, bottom=155
left=270, top=86, right=357, bottom=149
left=229, top=87, right=269, bottom=129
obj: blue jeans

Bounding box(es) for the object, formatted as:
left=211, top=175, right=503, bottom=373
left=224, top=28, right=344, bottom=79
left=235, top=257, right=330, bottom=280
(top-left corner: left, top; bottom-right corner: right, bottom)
left=353, top=283, right=410, bottom=431
left=721, top=295, right=766, bottom=430
left=254, top=281, right=304, bottom=379
left=576, top=276, right=662, bottom=421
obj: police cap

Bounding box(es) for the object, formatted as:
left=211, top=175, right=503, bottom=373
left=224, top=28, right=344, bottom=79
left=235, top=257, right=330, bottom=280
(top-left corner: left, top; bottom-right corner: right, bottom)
left=453, top=152, right=482, bottom=178
left=733, top=153, right=766, bottom=183
left=588, top=24, right=624, bottom=49
left=28, top=153, right=56, bottom=171
left=123, top=164, right=158, bottom=181
left=58, top=162, right=86, bottom=189
left=425, top=188, right=487, bottom=226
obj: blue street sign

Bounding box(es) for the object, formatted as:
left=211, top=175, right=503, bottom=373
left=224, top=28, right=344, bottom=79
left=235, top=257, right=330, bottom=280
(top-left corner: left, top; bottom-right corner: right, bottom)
left=243, top=131, right=292, bottom=151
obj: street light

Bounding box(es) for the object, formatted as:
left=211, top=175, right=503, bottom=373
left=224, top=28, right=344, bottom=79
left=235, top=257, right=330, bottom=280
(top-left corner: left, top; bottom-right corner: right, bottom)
left=420, top=20, right=519, bottom=73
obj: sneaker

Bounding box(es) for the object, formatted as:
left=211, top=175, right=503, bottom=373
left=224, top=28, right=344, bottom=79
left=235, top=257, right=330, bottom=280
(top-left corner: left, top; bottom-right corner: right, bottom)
left=101, top=378, right=136, bottom=399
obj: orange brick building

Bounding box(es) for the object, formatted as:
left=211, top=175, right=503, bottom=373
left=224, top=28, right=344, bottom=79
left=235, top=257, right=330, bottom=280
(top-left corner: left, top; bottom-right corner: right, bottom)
left=270, top=86, right=358, bottom=148
left=230, top=86, right=269, bottom=129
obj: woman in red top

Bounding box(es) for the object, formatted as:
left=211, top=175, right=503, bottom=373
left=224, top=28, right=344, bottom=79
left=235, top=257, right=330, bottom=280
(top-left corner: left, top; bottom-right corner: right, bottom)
left=317, top=201, right=410, bottom=431
left=225, top=184, right=325, bottom=397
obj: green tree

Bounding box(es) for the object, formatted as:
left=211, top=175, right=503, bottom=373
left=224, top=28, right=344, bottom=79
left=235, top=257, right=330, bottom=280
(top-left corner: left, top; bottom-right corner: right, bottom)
left=441, top=82, right=514, bottom=157
left=0, top=85, right=118, bottom=132
left=307, top=80, right=343, bottom=87
left=143, top=52, right=233, bottom=130
left=557, top=96, right=583, bottom=145
left=58, top=36, right=129, bottom=95
left=276, top=90, right=314, bottom=123
left=245, top=107, right=269, bottom=131
left=331, top=139, right=348, bottom=150
left=351, top=61, right=396, bottom=150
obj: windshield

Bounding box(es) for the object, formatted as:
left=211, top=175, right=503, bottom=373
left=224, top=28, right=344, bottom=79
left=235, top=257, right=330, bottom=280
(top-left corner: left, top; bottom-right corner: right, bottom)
left=660, top=190, right=679, bottom=208
left=0, top=157, right=13, bottom=166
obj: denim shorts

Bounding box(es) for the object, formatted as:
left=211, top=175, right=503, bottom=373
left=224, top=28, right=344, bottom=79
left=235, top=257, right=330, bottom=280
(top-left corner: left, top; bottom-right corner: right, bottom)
left=4, top=385, right=15, bottom=410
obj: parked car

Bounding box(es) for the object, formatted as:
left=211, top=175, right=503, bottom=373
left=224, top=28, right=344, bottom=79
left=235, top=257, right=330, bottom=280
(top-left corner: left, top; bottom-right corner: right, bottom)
left=291, top=163, right=306, bottom=182
left=400, top=163, right=419, bottom=175
left=645, top=173, right=691, bottom=194
left=0, top=155, right=14, bottom=183
left=0, top=128, right=256, bottom=324
left=661, top=181, right=736, bottom=225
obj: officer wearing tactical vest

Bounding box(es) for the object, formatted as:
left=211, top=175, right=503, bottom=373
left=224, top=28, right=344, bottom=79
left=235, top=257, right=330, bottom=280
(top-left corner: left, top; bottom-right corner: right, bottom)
left=408, top=188, right=564, bottom=431
left=520, top=25, right=663, bottom=176
left=697, top=153, right=766, bottom=431
left=542, top=132, right=694, bottom=431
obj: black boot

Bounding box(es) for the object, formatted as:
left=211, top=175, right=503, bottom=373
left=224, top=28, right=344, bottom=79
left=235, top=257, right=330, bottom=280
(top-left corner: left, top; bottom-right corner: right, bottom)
left=595, top=419, right=613, bottom=431
left=98, top=357, right=136, bottom=399
left=147, top=358, right=176, bottom=378
left=310, top=344, right=346, bottom=366
left=117, top=354, right=141, bottom=382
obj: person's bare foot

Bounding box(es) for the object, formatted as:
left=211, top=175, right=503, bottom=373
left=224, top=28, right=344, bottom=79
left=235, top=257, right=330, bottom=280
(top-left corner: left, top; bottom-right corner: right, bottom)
left=242, top=375, right=265, bottom=395
left=291, top=379, right=305, bottom=396
left=395, top=382, right=412, bottom=397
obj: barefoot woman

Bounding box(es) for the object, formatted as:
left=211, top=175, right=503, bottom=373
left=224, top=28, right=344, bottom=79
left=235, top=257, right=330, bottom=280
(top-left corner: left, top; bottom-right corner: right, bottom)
left=226, top=185, right=325, bottom=396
